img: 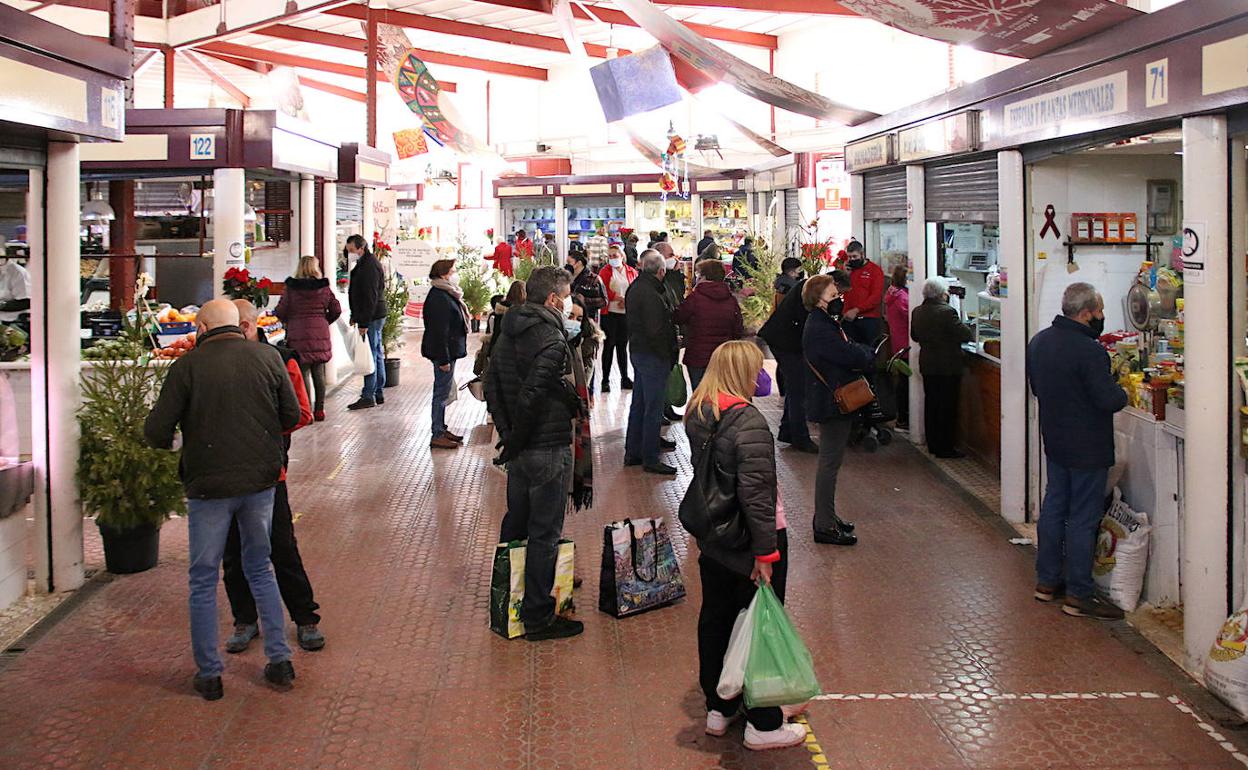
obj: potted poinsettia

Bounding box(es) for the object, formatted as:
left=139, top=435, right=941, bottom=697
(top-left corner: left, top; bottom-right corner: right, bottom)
left=222, top=267, right=273, bottom=307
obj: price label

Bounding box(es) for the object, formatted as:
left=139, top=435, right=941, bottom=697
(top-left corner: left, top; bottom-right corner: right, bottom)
left=1146, top=58, right=1169, bottom=108
left=189, top=133, right=216, bottom=161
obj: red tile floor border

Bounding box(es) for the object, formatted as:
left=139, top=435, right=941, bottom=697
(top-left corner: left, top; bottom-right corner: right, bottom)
left=0, top=338, right=1243, bottom=769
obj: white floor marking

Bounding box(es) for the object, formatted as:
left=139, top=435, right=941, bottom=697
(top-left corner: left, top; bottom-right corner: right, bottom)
left=810, top=691, right=1248, bottom=766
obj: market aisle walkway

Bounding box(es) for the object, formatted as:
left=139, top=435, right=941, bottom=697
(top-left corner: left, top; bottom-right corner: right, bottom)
left=0, top=338, right=1242, bottom=769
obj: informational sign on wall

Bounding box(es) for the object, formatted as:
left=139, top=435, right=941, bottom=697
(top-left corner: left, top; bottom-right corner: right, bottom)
left=391, top=239, right=438, bottom=285
left=1182, top=220, right=1206, bottom=285
left=1003, top=71, right=1128, bottom=137
left=815, top=158, right=850, bottom=211
left=845, top=135, right=895, bottom=173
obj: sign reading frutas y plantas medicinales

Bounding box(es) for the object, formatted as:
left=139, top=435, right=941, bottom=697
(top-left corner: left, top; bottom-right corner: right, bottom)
left=1003, top=72, right=1128, bottom=136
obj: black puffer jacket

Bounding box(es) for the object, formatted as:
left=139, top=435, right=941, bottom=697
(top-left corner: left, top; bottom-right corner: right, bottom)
left=625, top=271, right=677, bottom=364
left=348, top=252, right=386, bottom=325
left=684, top=399, right=778, bottom=577
left=484, top=302, right=580, bottom=454
left=144, top=326, right=301, bottom=499
left=758, top=277, right=809, bottom=354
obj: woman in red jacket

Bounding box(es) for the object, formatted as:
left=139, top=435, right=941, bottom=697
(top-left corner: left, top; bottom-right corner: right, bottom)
left=673, top=259, right=744, bottom=392
left=275, top=256, right=342, bottom=422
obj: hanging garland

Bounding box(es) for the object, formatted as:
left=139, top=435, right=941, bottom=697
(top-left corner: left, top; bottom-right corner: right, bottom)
left=659, top=122, right=689, bottom=202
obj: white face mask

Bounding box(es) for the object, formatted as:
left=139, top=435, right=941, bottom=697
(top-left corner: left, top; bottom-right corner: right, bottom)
left=665, top=258, right=677, bottom=270
left=609, top=257, right=623, bottom=268
left=562, top=294, right=574, bottom=318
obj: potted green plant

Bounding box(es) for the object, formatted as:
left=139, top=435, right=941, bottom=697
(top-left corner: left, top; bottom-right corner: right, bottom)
left=736, top=236, right=782, bottom=341
left=381, top=272, right=409, bottom=387
left=78, top=355, right=185, bottom=573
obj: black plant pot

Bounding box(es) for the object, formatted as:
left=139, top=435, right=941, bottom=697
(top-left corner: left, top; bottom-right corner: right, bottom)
left=384, top=357, right=401, bottom=387
left=471, top=317, right=481, bottom=333
left=97, top=521, right=160, bottom=574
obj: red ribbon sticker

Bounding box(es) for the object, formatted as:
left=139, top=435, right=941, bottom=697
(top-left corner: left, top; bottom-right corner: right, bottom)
left=1040, top=204, right=1061, bottom=239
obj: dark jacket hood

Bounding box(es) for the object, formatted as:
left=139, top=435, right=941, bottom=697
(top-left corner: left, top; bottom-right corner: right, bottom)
left=693, top=280, right=733, bottom=301
left=285, top=276, right=330, bottom=290
left=505, top=302, right=566, bottom=338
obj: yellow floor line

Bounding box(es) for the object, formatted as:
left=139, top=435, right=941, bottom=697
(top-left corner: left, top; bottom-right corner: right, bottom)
left=794, top=715, right=831, bottom=768
left=326, top=457, right=346, bottom=480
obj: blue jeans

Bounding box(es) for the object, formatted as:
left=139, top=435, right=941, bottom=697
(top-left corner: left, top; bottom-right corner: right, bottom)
left=361, top=317, right=386, bottom=399
left=625, top=350, right=670, bottom=465
left=498, top=446, right=572, bottom=627
left=187, top=488, right=290, bottom=677
left=686, top=365, right=706, bottom=394
left=431, top=360, right=456, bottom=438
left=1036, top=459, right=1109, bottom=600
left=773, top=349, right=810, bottom=444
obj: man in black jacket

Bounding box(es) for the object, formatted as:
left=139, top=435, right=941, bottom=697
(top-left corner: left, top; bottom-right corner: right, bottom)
left=759, top=277, right=818, bottom=453
left=1028, top=282, right=1128, bottom=621
left=145, top=299, right=302, bottom=700
left=485, top=266, right=585, bottom=641
left=910, top=277, right=974, bottom=459
left=624, top=250, right=679, bottom=475
left=346, top=234, right=388, bottom=410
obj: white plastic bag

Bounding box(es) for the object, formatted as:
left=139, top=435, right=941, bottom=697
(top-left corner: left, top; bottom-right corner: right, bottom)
left=1206, top=607, right=1248, bottom=717
left=1093, top=487, right=1150, bottom=612
left=716, top=603, right=757, bottom=700
left=348, top=327, right=374, bottom=376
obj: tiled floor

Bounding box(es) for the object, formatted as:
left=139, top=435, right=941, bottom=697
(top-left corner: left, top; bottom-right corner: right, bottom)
left=0, top=335, right=1243, bottom=769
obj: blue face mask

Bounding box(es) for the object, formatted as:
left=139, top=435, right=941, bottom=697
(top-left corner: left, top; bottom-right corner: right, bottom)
left=563, top=319, right=582, bottom=338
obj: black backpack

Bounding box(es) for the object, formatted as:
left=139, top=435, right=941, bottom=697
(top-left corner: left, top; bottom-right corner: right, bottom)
left=678, top=404, right=750, bottom=549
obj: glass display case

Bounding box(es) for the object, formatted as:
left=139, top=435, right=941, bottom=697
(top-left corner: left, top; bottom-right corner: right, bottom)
left=635, top=197, right=695, bottom=258
left=502, top=197, right=557, bottom=241
left=565, top=196, right=626, bottom=247
left=701, top=194, right=748, bottom=257
left=973, top=291, right=1002, bottom=362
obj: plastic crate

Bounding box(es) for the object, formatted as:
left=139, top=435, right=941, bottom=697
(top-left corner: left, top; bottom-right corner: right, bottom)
left=159, top=322, right=195, bottom=335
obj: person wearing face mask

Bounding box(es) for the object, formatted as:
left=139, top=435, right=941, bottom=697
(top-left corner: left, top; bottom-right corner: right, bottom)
left=624, top=251, right=679, bottom=475
left=909, top=277, right=974, bottom=459
left=662, top=253, right=686, bottom=307
left=567, top=250, right=607, bottom=325
left=1027, top=282, right=1127, bottom=621
left=485, top=266, right=588, bottom=641
left=598, top=245, right=637, bottom=393
left=346, top=234, right=388, bottom=411
left=422, top=259, right=470, bottom=450
left=803, top=272, right=873, bottom=547
left=839, top=240, right=886, bottom=346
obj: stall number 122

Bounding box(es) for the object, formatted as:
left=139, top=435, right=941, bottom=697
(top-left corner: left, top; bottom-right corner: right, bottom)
left=190, top=134, right=216, bottom=161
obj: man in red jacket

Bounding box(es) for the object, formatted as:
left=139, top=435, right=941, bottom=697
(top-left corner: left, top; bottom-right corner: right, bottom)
left=221, top=300, right=325, bottom=655
left=840, top=240, right=885, bottom=346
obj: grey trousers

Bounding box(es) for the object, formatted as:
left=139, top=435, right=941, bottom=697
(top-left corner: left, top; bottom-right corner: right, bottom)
left=813, top=418, right=854, bottom=534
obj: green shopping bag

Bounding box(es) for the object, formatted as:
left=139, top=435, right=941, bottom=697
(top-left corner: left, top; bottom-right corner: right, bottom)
left=743, top=582, right=821, bottom=708
left=489, top=539, right=575, bottom=639
left=665, top=365, right=687, bottom=408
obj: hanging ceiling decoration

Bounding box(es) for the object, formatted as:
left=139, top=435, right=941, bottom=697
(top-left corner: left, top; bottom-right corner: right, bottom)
left=611, top=0, right=878, bottom=125
left=836, top=0, right=1141, bottom=59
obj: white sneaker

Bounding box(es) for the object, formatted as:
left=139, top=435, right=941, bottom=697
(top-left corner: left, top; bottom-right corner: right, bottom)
left=744, top=722, right=807, bottom=751
left=705, top=709, right=741, bottom=737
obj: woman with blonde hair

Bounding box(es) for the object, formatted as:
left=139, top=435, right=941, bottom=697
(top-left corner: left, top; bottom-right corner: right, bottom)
left=683, top=340, right=805, bottom=752
left=275, top=255, right=341, bottom=421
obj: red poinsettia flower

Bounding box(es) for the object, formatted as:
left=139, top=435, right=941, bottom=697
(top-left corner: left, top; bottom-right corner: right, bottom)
left=257, top=277, right=273, bottom=290
left=224, top=267, right=240, bottom=280
left=237, top=269, right=251, bottom=282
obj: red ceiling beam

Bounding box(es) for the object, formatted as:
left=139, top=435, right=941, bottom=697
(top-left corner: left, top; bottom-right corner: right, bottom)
left=195, top=41, right=457, bottom=92
left=181, top=50, right=252, bottom=107
left=653, top=0, right=855, bottom=12
left=299, top=75, right=366, bottom=103
left=325, top=5, right=624, bottom=59
left=258, top=23, right=548, bottom=80
left=475, top=0, right=777, bottom=49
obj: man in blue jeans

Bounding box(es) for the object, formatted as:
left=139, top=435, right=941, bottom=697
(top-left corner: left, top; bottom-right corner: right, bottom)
left=145, top=299, right=303, bottom=700
left=485, top=266, right=586, bottom=641
left=624, top=251, right=679, bottom=475
left=1027, top=283, right=1128, bottom=621
left=345, top=233, right=388, bottom=410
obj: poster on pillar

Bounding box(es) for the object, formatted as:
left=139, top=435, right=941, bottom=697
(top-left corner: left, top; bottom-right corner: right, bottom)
left=392, top=240, right=438, bottom=287
left=815, top=159, right=850, bottom=212
left=373, top=190, right=399, bottom=254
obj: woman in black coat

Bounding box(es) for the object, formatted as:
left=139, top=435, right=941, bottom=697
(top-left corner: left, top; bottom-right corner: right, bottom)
left=683, top=341, right=807, bottom=753
left=803, top=272, right=874, bottom=546
left=909, top=276, right=974, bottom=458
left=422, top=259, right=470, bottom=450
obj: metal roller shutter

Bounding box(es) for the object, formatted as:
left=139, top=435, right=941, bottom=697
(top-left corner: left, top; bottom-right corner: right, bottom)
left=784, top=189, right=802, bottom=231
left=862, top=167, right=907, bottom=221
left=924, top=156, right=999, bottom=223
left=336, top=185, right=364, bottom=223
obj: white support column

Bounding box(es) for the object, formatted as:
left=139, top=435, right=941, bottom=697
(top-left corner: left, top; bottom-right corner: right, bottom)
left=299, top=176, right=316, bottom=258
left=998, top=151, right=1028, bottom=523
left=691, top=193, right=703, bottom=250
left=555, top=195, right=567, bottom=259
left=211, top=167, right=245, bottom=299
left=1182, top=114, right=1231, bottom=670
left=361, top=186, right=376, bottom=242
left=34, top=144, right=83, bottom=593
left=624, top=193, right=636, bottom=230
left=905, top=164, right=927, bottom=447
left=322, top=181, right=337, bottom=273
left=851, top=174, right=865, bottom=240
